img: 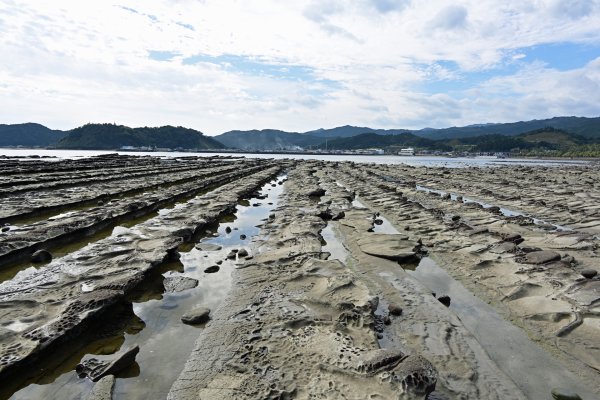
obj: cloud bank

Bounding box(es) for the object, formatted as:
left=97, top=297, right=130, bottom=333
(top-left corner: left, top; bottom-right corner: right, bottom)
left=1, top=0, right=599, bottom=134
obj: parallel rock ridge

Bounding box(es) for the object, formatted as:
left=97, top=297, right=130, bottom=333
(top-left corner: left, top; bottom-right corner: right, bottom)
left=0, top=155, right=283, bottom=384
left=168, top=162, right=519, bottom=399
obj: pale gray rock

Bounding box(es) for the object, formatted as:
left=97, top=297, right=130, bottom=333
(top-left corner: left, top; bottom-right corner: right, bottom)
left=522, top=250, right=561, bottom=265
left=195, top=243, right=222, bottom=251
left=163, top=276, right=199, bottom=293
left=181, top=307, right=211, bottom=325
left=87, top=375, right=115, bottom=400
left=357, top=234, right=416, bottom=262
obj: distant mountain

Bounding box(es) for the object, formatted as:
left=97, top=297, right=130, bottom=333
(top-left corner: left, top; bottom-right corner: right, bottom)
left=216, top=125, right=414, bottom=149
left=0, top=123, right=67, bottom=147
left=215, top=129, right=323, bottom=150
left=415, top=116, right=600, bottom=140
left=57, top=123, right=225, bottom=150
left=321, top=127, right=597, bottom=153
left=1, top=116, right=598, bottom=151
left=518, top=127, right=589, bottom=147
left=316, top=132, right=443, bottom=150
left=448, top=127, right=596, bottom=152
left=304, top=125, right=411, bottom=139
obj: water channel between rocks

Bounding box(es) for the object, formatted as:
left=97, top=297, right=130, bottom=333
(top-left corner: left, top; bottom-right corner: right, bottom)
left=364, top=204, right=596, bottom=399
left=414, top=184, right=572, bottom=232
left=9, top=175, right=286, bottom=400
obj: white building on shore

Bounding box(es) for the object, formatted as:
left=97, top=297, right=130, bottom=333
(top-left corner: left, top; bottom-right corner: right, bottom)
left=398, top=147, right=415, bottom=156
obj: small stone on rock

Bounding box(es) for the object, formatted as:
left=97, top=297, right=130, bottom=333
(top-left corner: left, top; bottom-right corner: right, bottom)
left=551, top=387, right=582, bottom=400
left=388, top=303, right=403, bottom=316
left=581, top=269, right=597, bottom=279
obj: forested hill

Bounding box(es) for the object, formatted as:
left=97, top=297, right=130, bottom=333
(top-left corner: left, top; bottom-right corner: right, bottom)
left=316, top=132, right=441, bottom=150
left=1, top=116, right=599, bottom=151
left=415, top=116, right=600, bottom=140
left=215, top=129, right=323, bottom=150
left=57, top=124, right=225, bottom=150
left=0, top=123, right=67, bottom=147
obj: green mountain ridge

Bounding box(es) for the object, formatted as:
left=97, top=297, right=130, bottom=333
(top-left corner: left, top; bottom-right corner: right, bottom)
left=0, top=123, right=67, bottom=147
left=320, top=127, right=600, bottom=154
left=57, top=124, right=225, bottom=150
left=1, top=116, right=599, bottom=152
left=415, top=116, right=600, bottom=140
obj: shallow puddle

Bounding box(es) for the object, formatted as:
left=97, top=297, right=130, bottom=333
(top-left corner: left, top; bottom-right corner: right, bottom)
left=415, top=184, right=572, bottom=232
left=321, top=223, right=350, bottom=262
left=372, top=215, right=397, bottom=234
left=8, top=175, right=286, bottom=400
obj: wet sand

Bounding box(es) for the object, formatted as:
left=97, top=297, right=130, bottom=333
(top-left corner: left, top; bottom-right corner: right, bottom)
left=0, top=156, right=598, bottom=399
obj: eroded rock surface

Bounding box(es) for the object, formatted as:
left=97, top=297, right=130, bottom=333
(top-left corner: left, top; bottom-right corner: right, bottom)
left=1, top=156, right=599, bottom=399
left=0, top=160, right=281, bottom=380
left=168, top=162, right=526, bottom=400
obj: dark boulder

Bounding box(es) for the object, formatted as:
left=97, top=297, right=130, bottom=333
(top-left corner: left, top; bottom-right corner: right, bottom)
left=204, top=265, right=220, bottom=273
left=437, top=295, right=451, bottom=307
left=31, top=249, right=52, bottom=263
left=581, top=269, right=597, bottom=279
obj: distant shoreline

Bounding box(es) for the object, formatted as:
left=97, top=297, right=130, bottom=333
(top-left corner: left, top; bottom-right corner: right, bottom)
left=1, top=147, right=598, bottom=161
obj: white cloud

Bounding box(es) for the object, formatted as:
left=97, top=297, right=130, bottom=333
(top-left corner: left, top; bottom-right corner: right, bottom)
left=0, top=0, right=599, bottom=134
left=429, top=5, right=468, bottom=30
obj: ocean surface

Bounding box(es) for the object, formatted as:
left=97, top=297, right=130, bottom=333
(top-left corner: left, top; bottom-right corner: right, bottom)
left=0, top=148, right=591, bottom=167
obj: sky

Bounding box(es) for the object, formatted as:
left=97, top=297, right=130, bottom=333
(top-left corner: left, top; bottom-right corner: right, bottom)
left=1, top=1, right=600, bottom=135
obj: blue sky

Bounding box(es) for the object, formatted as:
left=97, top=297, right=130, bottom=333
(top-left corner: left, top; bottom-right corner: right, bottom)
left=1, top=0, right=599, bottom=134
